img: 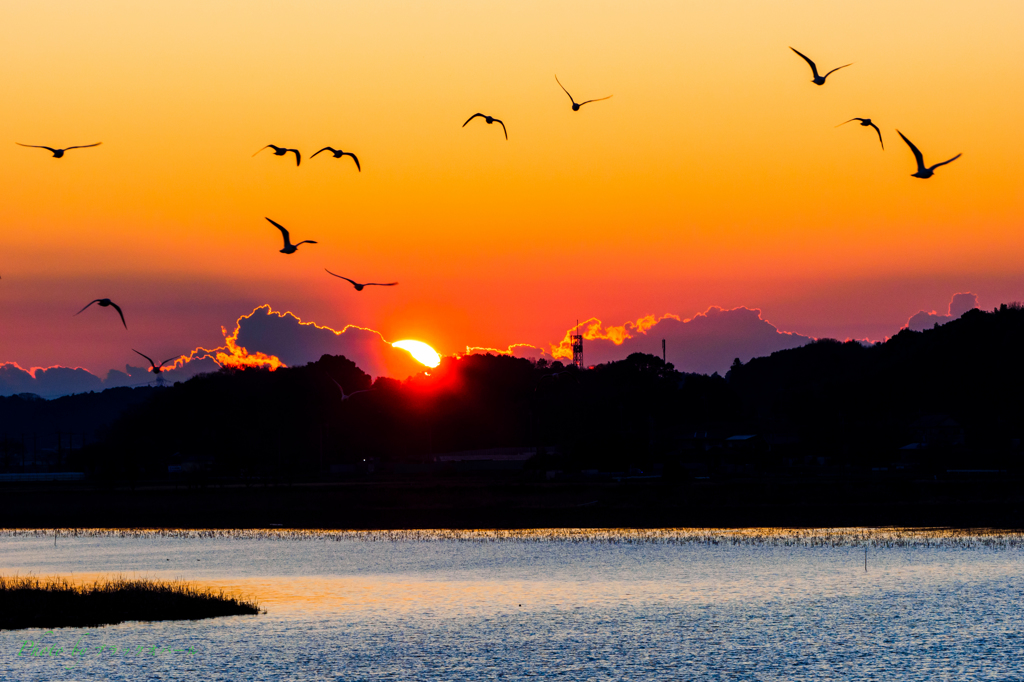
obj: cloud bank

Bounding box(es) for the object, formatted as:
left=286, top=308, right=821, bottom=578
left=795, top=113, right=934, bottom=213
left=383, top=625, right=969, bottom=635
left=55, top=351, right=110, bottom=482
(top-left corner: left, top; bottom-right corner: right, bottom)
left=905, top=293, right=978, bottom=332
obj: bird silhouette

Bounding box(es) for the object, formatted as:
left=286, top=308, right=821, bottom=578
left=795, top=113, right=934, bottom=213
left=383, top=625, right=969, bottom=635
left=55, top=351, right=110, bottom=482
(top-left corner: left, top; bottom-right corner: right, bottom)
left=310, top=147, right=361, bottom=171
left=133, top=350, right=178, bottom=374
left=17, top=142, right=101, bottom=158
left=897, top=131, right=961, bottom=179
left=555, top=75, right=612, bottom=111
left=265, top=217, right=316, bottom=254
left=325, top=269, right=397, bottom=290
left=463, top=113, right=507, bottom=140
left=330, top=376, right=373, bottom=401
left=789, top=47, right=852, bottom=85
left=837, top=118, right=884, bottom=149
left=75, top=299, right=126, bottom=328
left=253, top=144, right=301, bottom=166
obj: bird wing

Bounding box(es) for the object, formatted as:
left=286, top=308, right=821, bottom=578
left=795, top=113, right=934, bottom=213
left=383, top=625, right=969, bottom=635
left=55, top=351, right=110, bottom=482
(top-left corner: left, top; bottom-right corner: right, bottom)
left=325, top=269, right=359, bottom=286
left=110, top=302, right=127, bottom=329
left=289, top=149, right=301, bottom=166
left=823, top=63, right=852, bottom=78
left=311, top=147, right=335, bottom=158
left=835, top=118, right=860, bottom=127
left=365, top=282, right=398, bottom=287
left=252, top=145, right=273, bottom=157
left=868, top=122, right=884, bottom=150
left=295, top=240, right=317, bottom=246
left=789, top=47, right=819, bottom=78
left=579, top=95, right=613, bottom=106
left=63, top=143, right=102, bottom=150
left=160, top=356, right=179, bottom=368
left=930, top=153, right=961, bottom=170
left=132, top=349, right=156, bottom=367
left=343, top=152, right=361, bottom=171
left=17, top=143, right=58, bottom=152
left=897, top=130, right=926, bottom=171
left=75, top=300, right=102, bottom=315
left=554, top=75, right=576, bottom=105
left=266, top=217, right=291, bottom=247
left=494, top=118, right=508, bottom=139
left=463, top=113, right=485, bottom=127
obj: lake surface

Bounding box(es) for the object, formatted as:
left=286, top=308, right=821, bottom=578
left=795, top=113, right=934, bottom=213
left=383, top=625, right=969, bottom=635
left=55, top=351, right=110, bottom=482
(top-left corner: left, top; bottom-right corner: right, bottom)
left=2, top=528, right=1022, bottom=681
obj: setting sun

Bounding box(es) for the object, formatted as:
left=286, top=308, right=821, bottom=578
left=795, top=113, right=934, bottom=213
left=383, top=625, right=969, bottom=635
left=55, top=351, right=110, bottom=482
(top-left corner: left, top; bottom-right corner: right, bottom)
left=392, top=340, right=441, bottom=368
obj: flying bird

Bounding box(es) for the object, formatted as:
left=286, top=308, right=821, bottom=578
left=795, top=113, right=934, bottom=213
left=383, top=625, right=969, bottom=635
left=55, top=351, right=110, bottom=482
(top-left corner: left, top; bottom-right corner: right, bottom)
left=555, top=75, right=613, bottom=111
left=266, top=217, right=317, bottom=254
left=330, top=377, right=372, bottom=401
left=897, top=130, right=961, bottom=179
left=837, top=118, right=884, bottom=149
left=75, top=299, right=126, bottom=328
left=253, top=144, right=301, bottom=166
left=133, top=350, right=179, bottom=374
left=789, top=47, right=852, bottom=85
left=310, top=147, right=361, bottom=171
left=462, top=113, right=507, bottom=140
left=325, top=269, right=397, bottom=291
left=17, top=142, right=101, bottom=158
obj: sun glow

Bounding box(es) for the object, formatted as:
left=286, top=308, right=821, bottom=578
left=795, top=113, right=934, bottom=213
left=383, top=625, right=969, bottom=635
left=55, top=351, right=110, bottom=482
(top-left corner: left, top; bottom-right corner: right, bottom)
left=392, top=340, right=441, bottom=368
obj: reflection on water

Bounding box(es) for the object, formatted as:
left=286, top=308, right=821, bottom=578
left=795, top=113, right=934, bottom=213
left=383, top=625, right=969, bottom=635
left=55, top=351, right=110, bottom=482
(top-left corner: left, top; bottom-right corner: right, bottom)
left=2, top=528, right=1023, bottom=680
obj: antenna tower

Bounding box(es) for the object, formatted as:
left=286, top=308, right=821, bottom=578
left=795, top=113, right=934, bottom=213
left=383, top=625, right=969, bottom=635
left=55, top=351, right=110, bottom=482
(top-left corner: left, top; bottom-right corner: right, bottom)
left=571, top=320, right=584, bottom=370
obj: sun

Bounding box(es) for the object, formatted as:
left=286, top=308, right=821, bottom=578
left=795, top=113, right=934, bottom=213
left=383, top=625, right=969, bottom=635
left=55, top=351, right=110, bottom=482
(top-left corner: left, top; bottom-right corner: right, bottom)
left=392, top=340, right=441, bottom=368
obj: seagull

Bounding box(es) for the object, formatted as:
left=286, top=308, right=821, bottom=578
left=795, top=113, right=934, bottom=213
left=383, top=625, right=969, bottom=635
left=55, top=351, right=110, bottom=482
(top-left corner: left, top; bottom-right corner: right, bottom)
left=133, top=350, right=179, bottom=374
left=17, top=142, right=101, bottom=158
left=75, top=299, right=126, bottom=328
left=555, top=75, right=612, bottom=111
left=463, top=113, right=507, bottom=140
left=897, top=130, right=961, bottom=179
left=837, top=118, right=884, bottom=149
left=330, top=377, right=372, bottom=401
left=789, top=47, right=852, bottom=85
left=253, top=144, right=301, bottom=166
left=266, top=217, right=317, bottom=254
left=310, top=147, right=361, bottom=171
left=325, top=269, right=397, bottom=291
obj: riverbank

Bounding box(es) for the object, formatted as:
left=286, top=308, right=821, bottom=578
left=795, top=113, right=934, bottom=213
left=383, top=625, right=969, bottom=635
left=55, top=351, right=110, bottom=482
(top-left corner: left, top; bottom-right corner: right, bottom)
left=0, top=576, right=261, bottom=631
left=1, top=474, right=1022, bottom=529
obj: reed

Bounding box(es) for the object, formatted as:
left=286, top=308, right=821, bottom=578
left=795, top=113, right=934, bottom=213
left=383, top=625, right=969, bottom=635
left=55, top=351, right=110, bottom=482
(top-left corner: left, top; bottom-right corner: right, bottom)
left=0, top=574, right=262, bottom=631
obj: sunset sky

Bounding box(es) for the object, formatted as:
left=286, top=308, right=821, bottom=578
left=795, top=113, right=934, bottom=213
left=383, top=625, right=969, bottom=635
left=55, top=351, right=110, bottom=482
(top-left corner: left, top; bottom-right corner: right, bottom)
left=2, top=1, right=1023, bottom=388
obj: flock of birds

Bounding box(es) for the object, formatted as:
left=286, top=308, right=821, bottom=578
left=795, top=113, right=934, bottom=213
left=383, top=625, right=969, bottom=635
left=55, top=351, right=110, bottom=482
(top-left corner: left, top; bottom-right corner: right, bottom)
left=789, top=47, right=961, bottom=175
left=13, top=55, right=960, bottom=383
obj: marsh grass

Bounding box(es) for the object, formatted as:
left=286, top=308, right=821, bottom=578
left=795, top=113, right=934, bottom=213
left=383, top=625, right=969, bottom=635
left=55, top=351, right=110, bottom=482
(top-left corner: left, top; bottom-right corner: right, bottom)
left=0, top=575, right=262, bottom=631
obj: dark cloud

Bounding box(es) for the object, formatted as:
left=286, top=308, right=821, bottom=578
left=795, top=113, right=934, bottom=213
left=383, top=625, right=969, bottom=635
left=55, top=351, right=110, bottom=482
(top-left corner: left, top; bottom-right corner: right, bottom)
left=227, top=305, right=426, bottom=379
left=906, top=293, right=978, bottom=332
left=550, top=307, right=813, bottom=375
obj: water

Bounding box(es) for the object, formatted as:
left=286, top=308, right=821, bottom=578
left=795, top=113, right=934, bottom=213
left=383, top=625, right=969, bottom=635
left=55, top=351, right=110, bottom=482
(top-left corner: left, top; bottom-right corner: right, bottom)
left=2, top=528, right=1022, bottom=680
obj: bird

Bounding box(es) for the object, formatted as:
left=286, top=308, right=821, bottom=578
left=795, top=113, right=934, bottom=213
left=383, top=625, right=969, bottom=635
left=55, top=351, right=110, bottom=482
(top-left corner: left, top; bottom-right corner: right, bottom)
left=310, top=147, right=361, bottom=171
left=462, top=113, right=507, bottom=139
left=837, top=118, right=884, bottom=149
left=132, top=350, right=179, bottom=374
left=17, top=142, right=102, bottom=158
left=330, top=377, right=372, bottom=401
left=555, top=75, right=613, bottom=111
left=75, top=299, right=126, bottom=328
left=325, top=269, right=397, bottom=291
left=897, top=130, right=961, bottom=179
left=266, top=217, right=317, bottom=254
left=789, top=47, right=852, bottom=85
left=253, top=144, right=301, bottom=166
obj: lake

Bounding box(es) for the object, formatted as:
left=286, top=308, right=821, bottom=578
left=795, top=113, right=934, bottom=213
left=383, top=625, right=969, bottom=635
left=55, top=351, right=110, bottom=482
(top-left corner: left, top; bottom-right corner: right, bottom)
left=2, top=528, right=1022, bottom=680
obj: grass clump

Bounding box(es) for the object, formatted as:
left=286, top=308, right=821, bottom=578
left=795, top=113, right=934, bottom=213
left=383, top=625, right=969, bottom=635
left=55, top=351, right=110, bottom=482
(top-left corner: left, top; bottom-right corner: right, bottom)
left=0, top=575, right=262, bottom=630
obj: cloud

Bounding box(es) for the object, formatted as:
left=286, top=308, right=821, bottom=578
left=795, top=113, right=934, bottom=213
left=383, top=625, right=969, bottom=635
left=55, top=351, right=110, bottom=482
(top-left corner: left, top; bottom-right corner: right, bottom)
left=464, top=343, right=553, bottom=363
left=175, top=305, right=426, bottom=379
left=905, top=293, right=978, bottom=332
left=547, top=307, right=813, bottom=375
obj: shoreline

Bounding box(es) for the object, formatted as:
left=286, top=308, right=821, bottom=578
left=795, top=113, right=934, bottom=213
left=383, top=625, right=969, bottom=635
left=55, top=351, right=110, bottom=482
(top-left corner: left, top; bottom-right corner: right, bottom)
left=1, top=476, right=1022, bottom=530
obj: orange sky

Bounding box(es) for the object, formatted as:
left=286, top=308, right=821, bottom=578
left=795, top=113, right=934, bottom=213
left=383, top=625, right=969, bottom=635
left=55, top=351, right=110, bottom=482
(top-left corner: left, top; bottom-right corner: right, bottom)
left=1, top=1, right=1023, bottom=376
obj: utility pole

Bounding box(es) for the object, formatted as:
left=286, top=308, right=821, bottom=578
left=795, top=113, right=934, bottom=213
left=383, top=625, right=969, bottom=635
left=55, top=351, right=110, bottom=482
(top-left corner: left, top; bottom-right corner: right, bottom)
left=662, top=339, right=666, bottom=364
